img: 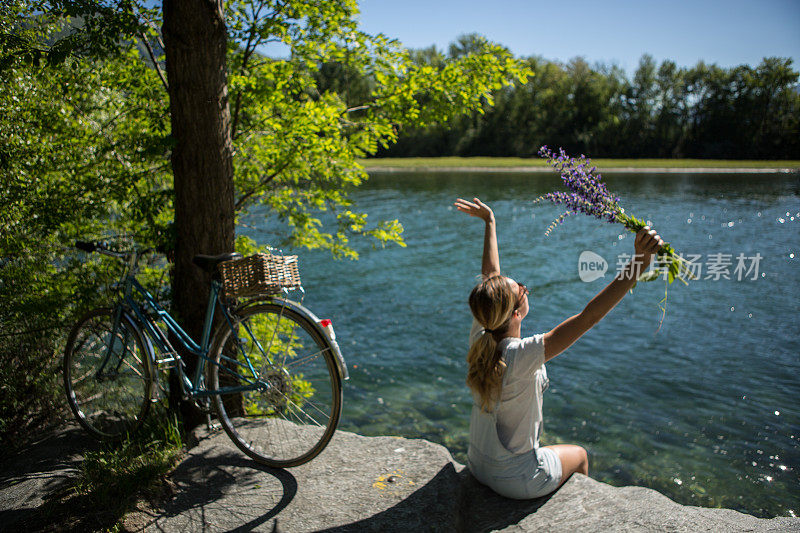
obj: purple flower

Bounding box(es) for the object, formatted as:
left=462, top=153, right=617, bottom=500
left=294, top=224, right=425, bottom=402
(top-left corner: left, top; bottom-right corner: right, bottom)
left=536, top=146, right=693, bottom=327
left=536, top=146, right=622, bottom=233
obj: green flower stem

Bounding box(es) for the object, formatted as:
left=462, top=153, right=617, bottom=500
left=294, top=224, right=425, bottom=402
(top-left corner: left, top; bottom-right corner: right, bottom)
left=615, top=212, right=695, bottom=284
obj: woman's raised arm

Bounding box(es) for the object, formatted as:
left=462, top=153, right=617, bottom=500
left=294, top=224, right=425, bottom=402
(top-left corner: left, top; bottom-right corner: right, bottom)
left=543, top=226, right=664, bottom=361
left=455, top=197, right=500, bottom=278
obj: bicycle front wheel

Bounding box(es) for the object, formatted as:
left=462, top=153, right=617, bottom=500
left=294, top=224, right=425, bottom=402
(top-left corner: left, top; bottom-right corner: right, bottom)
left=208, top=302, right=342, bottom=467
left=63, top=307, right=152, bottom=440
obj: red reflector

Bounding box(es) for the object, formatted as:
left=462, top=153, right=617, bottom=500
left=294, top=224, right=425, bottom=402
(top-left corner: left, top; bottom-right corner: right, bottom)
left=320, top=319, right=332, bottom=327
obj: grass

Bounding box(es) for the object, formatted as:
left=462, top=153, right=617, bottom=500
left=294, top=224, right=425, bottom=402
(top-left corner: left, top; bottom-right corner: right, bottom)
left=358, top=156, right=800, bottom=170
left=55, top=411, right=185, bottom=531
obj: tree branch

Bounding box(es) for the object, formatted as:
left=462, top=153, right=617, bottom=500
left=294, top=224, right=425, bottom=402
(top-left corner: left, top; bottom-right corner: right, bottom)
left=343, top=104, right=371, bottom=114
left=231, top=16, right=259, bottom=138
left=234, top=155, right=295, bottom=210
left=140, top=31, right=168, bottom=92
left=232, top=0, right=286, bottom=139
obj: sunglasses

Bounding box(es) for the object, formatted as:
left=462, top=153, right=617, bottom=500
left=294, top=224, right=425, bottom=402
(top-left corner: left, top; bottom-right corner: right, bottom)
left=515, top=282, right=530, bottom=308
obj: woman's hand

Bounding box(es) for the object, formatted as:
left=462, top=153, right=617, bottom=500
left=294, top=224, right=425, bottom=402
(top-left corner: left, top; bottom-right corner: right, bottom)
left=455, top=197, right=495, bottom=224
left=455, top=197, right=500, bottom=277
left=633, top=226, right=664, bottom=270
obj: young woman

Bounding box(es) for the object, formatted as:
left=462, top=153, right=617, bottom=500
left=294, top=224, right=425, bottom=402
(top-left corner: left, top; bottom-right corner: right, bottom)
left=455, top=197, right=664, bottom=499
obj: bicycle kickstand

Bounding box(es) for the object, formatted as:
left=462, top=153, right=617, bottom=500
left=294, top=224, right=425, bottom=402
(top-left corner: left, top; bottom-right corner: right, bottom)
left=206, top=412, right=220, bottom=431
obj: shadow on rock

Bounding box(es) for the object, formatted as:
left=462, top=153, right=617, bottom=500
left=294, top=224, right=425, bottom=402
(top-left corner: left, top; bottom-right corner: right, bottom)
left=137, top=447, right=297, bottom=532
left=0, top=424, right=103, bottom=532
left=321, top=463, right=553, bottom=533
left=0, top=423, right=98, bottom=487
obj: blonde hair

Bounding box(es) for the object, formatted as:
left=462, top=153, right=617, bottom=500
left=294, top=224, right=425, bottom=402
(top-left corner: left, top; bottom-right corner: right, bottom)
left=467, top=275, right=516, bottom=412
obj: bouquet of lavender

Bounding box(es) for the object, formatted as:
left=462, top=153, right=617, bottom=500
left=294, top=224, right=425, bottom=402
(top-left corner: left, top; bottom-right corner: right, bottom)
left=535, top=146, right=694, bottom=286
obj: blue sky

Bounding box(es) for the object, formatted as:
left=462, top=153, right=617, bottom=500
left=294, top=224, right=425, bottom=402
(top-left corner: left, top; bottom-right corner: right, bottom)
left=356, top=0, right=800, bottom=72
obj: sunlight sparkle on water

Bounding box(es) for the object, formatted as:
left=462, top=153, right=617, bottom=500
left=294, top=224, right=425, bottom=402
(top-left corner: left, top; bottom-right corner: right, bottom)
left=307, top=171, right=800, bottom=519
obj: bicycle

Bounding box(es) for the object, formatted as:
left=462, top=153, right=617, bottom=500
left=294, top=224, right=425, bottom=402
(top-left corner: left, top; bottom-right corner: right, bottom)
left=63, top=240, right=348, bottom=467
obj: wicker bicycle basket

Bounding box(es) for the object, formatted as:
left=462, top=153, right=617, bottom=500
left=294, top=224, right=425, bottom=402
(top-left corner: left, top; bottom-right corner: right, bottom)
left=218, top=253, right=301, bottom=298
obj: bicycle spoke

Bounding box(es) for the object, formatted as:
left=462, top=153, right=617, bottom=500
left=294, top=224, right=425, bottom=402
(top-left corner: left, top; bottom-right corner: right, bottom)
left=284, top=348, right=328, bottom=371
left=252, top=306, right=285, bottom=376
left=269, top=387, right=327, bottom=427
left=64, top=308, right=151, bottom=440
left=118, top=354, right=146, bottom=379
left=208, top=303, right=341, bottom=467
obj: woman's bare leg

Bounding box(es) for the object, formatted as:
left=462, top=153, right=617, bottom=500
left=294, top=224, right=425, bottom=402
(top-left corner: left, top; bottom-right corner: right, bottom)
left=543, top=444, right=588, bottom=487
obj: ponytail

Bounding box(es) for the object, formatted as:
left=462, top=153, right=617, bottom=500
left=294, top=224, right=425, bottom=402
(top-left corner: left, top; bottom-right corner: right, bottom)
left=466, top=275, right=516, bottom=412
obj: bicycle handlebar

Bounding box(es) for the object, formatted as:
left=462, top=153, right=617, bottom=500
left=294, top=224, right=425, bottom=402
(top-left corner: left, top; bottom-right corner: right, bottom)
left=75, top=240, right=97, bottom=252
left=75, top=240, right=143, bottom=260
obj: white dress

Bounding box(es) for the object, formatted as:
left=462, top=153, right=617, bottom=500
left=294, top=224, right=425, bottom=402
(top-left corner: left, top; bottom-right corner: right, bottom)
left=466, top=320, right=562, bottom=499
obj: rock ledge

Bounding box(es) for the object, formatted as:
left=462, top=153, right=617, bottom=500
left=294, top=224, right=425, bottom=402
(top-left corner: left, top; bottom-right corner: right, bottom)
left=123, top=427, right=797, bottom=532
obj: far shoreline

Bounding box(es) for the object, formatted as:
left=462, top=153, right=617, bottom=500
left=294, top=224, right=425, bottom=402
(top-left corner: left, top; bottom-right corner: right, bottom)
left=364, top=166, right=798, bottom=174
left=359, top=157, right=800, bottom=174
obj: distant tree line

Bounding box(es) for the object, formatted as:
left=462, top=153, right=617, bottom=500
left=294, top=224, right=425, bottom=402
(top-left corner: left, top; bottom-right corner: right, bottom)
left=338, top=35, right=800, bottom=159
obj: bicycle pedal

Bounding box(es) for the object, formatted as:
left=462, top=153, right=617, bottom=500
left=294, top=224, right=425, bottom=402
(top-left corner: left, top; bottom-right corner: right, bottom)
left=155, top=353, right=179, bottom=368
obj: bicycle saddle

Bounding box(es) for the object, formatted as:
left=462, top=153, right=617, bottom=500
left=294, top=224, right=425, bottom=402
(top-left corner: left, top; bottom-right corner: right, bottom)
left=192, top=252, right=242, bottom=273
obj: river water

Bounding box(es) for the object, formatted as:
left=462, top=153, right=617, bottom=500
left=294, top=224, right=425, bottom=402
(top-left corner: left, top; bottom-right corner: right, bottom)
left=245, top=170, right=799, bottom=518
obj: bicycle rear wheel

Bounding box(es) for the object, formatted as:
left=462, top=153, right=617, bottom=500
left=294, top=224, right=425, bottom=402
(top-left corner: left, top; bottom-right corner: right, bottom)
left=64, top=307, right=152, bottom=440
left=208, top=302, right=342, bottom=467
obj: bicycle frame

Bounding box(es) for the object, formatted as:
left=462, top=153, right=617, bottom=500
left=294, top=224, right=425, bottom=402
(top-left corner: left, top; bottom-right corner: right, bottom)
left=69, top=240, right=347, bottom=465
left=107, top=267, right=268, bottom=400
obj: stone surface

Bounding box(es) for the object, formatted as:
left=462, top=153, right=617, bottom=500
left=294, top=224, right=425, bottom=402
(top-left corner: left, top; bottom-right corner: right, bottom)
left=0, top=423, right=100, bottom=531
left=123, top=426, right=798, bottom=532
left=2, top=424, right=798, bottom=532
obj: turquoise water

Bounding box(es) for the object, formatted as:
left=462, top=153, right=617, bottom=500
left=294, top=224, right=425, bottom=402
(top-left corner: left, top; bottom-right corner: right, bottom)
left=246, top=171, right=800, bottom=518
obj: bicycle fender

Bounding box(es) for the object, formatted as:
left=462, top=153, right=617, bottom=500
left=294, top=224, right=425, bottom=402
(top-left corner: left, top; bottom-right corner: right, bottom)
left=274, top=298, right=349, bottom=381
left=234, top=297, right=350, bottom=381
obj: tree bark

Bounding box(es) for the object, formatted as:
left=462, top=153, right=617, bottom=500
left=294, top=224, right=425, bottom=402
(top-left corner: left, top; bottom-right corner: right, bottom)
left=162, top=0, right=234, bottom=429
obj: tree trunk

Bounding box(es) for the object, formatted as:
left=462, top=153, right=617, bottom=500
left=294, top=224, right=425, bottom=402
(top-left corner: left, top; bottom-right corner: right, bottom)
left=162, top=0, right=234, bottom=429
